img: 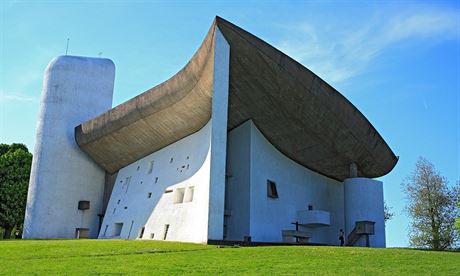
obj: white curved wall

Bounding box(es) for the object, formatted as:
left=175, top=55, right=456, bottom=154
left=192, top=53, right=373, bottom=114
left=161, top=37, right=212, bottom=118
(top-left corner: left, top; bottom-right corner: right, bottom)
left=344, top=178, right=386, bottom=247
left=99, top=120, right=212, bottom=243
left=24, top=56, right=115, bottom=239
left=226, top=120, right=345, bottom=244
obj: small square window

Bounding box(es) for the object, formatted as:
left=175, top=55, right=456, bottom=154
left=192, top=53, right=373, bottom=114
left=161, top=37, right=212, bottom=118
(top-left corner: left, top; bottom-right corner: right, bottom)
left=267, top=180, right=278, bottom=198
left=173, top=188, right=185, bottom=204
left=147, top=192, right=152, bottom=198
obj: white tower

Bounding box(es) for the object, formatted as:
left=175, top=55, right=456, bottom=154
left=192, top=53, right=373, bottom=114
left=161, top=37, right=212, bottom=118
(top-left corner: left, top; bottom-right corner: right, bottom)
left=344, top=177, right=386, bottom=248
left=23, top=56, right=115, bottom=239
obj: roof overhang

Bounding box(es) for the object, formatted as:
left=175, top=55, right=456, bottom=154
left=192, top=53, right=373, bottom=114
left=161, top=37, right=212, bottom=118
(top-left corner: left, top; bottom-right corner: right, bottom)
left=75, top=17, right=398, bottom=181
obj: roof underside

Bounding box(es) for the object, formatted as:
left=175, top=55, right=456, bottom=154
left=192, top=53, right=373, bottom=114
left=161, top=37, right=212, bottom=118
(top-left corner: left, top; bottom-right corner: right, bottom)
left=75, top=17, right=398, bottom=181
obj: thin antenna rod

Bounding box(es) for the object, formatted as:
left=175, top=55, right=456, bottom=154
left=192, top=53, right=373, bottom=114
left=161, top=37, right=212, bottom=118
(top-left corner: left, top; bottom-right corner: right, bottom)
left=65, top=38, right=70, bottom=55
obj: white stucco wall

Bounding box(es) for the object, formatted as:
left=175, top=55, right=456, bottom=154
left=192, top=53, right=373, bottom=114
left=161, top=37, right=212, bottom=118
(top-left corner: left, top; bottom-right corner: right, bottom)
left=206, top=26, right=230, bottom=241
left=344, top=178, right=386, bottom=248
left=225, top=120, right=345, bottom=245
left=99, top=26, right=229, bottom=243
left=99, top=120, right=212, bottom=243
left=24, top=56, right=115, bottom=239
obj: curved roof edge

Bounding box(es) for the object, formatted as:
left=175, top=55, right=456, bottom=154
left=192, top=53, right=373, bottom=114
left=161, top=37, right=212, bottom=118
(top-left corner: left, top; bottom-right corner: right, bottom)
left=76, top=16, right=398, bottom=181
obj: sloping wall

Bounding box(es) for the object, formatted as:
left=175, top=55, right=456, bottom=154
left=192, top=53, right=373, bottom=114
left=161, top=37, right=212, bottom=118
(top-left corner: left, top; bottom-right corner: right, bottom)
left=99, top=120, right=212, bottom=243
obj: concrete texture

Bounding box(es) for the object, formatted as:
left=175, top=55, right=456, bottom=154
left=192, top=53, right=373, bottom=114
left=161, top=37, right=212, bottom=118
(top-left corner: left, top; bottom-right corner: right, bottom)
left=24, top=56, right=115, bottom=239
left=75, top=17, right=397, bottom=182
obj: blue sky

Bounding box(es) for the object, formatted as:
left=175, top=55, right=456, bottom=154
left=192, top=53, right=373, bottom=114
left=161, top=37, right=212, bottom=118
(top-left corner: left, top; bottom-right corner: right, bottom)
left=1, top=0, right=459, bottom=247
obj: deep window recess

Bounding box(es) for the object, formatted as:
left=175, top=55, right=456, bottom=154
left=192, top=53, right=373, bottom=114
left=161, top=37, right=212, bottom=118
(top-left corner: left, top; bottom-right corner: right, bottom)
left=184, top=186, right=194, bottom=202
left=150, top=233, right=155, bottom=239
left=147, top=192, right=152, bottom=198
left=78, top=201, right=90, bottom=210
left=138, top=227, right=145, bottom=239
left=163, top=224, right=170, bottom=240
left=147, top=161, right=154, bottom=174
left=155, top=177, right=159, bottom=184
left=267, top=180, right=278, bottom=198
left=113, top=223, right=123, bottom=236
left=164, top=189, right=173, bottom=194
left=173, top=188, right=185, bottom=204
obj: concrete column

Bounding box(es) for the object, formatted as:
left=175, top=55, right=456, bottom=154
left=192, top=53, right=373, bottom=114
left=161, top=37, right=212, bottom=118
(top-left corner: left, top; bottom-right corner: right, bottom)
left=206, top=26, right=230, bottom=241
left=343, top=177, right=386, bottom=248
left=23, top=56, right=115, bottom=239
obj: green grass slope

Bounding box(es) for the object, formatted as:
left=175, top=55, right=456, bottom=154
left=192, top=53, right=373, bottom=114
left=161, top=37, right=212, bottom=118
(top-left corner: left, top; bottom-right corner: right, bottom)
left=0, top=240, right=458, bottom=275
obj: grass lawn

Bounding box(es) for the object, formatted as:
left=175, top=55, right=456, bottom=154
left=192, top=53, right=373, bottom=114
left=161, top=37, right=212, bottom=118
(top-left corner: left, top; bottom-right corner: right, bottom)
left=0, top=240, right=458, bottom=275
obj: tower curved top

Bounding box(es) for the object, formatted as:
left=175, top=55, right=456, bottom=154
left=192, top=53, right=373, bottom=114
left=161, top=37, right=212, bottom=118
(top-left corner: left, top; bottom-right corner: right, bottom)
left=75, top=16, right=397, bottom=181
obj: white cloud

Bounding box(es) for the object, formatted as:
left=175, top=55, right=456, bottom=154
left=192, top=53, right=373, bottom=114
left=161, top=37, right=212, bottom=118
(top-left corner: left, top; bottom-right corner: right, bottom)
left=0, top=91, right=37, bottom=103
left=277, top=7, right=459, bottom=84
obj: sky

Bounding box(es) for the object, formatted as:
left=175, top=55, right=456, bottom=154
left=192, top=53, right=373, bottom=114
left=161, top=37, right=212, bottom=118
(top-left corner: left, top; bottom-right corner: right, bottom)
left=1, top=0, right=459, bottom=247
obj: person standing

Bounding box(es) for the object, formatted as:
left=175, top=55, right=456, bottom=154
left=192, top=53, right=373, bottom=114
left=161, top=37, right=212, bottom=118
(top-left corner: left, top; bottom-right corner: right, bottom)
left=339, top=229, right=345, bottom=246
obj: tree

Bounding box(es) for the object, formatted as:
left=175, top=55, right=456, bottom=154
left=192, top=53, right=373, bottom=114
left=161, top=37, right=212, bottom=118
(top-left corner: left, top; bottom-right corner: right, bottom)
left=402, top=157, right=460, bottom=250
left=456, top=201, right=460, bottom=236
left=0, top=143, right=32, bottom=239
left=384, top=201, right=394, bottom=223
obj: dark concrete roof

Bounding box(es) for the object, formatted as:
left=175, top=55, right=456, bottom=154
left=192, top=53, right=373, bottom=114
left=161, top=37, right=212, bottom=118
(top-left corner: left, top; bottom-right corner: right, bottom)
left=75, top=17, right=398, bottom=181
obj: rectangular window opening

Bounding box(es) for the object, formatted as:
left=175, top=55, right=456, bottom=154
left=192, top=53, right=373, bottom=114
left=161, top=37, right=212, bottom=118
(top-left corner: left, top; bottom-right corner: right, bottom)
left=147, top=161, right=154, bottom=174
left=173, top=188, right=185, bottom=204
left=113, top=223, right=123, bottom=237
left=147, top=192, right=152, bottom=198
left=150, top=233, right=155, bottom=239
left=184, top=186, right=194, bottom=203
left=138, top=227, right=145, bottom=239
left=267, top=180, right=278, bottom=198
left=124, top=176, right=131, bottom=193
left=163, top=224, right=170, bottom=240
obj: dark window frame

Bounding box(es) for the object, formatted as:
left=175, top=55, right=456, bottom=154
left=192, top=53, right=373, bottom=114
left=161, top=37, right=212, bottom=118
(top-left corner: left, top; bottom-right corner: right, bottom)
left=267, top=180, right=278, bottom=198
